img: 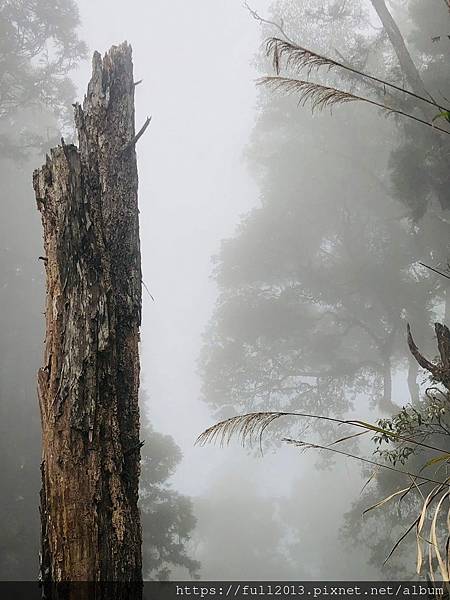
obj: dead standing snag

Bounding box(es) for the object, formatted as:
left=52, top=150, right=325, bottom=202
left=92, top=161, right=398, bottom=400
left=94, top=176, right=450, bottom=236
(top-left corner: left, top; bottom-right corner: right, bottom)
left=33, top=43, right=145, bottom=592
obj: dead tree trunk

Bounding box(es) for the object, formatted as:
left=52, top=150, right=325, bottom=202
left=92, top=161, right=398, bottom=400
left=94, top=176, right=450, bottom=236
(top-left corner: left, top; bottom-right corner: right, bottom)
left=33, top=43, right=142, bottom=588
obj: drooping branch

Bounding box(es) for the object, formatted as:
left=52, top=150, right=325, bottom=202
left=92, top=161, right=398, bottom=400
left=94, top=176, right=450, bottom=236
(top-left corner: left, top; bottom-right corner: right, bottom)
left=407, top=324, right=438, bottom=375
left=407, top=323, right=450, bottom=390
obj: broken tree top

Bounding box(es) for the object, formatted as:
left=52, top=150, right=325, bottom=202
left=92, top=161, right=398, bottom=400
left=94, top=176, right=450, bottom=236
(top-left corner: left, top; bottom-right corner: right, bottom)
left=34, top=42, right=143, bottom=329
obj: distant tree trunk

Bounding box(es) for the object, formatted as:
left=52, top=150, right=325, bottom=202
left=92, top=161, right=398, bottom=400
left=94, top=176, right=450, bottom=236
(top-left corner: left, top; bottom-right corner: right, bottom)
left=380, top=327, right=398, bottom=413
left=381, top=359, right=394, bottom=413
left=370, top=0, right=431, bottom=107
left=445, top=286, right=450, bottom=325
left=33, top=43, right=142, bottom=592
left=407, top=355, right=420, bottom=404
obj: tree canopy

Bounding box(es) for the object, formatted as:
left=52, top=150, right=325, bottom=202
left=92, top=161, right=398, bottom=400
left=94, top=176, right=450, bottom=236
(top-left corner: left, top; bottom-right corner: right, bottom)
left=140, top=408, right=200, bottom=580
left=0, top=0, right=86, bottom=158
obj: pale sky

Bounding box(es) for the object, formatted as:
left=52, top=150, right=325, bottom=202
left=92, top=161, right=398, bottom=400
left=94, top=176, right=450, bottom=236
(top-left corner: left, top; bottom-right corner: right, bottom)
left=73, top=0, right=274, bottom=495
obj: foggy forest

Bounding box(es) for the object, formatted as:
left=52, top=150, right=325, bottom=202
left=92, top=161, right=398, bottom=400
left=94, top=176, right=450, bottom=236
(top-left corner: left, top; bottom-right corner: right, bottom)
left=1, top=0, right=450, bottom=597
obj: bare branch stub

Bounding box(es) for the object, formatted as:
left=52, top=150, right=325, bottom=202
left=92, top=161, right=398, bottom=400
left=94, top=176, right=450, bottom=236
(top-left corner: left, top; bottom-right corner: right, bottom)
left=120, top=115, right=152, bottom=154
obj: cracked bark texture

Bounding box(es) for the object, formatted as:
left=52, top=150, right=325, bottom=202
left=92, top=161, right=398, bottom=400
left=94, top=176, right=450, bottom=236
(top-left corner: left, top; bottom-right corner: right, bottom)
left=33, top=43, right=142, bottom=591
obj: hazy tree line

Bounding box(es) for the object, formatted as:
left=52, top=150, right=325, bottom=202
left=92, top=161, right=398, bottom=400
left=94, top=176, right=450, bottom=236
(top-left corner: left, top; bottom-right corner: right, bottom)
left=2, top=0, right=450, bottom=583
left=0, top=0, right=198, bottom=580
left=200, top=0, right=450, bottom=578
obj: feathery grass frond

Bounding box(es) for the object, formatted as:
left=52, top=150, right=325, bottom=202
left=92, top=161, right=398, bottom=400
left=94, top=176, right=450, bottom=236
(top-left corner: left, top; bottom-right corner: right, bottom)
left=198, top=410, right=449, bottom=455
left=196, top=412, right=288, bottom=450
left=265, top=37, right=336, bottom=77
left=259, top=76, right=450, bottom=136
left=265, top=37, right=445, bottom=111
left=259, top=76, right=359, bottom=113
left=247, top=1, right=443, bottom=110
left=198, top=410, right=450, bottom=573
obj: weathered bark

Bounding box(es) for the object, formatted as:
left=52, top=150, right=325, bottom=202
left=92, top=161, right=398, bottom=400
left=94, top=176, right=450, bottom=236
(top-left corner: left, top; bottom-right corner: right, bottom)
left=33, top=43, right=142, bottom=591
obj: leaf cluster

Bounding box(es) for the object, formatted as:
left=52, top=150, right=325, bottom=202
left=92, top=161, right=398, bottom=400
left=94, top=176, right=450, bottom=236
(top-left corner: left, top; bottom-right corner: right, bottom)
left=373, top=397, right=450, bottom=466
left=140, top=412, right=200, bottom=580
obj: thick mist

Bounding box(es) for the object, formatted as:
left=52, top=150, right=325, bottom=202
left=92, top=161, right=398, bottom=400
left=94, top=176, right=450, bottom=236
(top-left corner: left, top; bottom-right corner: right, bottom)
left=2, top=0, right=449, bottom=583
left=72, top=0, right=386, bottom=580
left=64, top=0, right=373, bottom=580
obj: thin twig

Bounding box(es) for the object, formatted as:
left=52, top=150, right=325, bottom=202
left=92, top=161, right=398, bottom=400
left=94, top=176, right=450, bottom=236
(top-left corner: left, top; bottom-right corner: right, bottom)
left=243, top=1, right=296, bottom=45
left=142, top=279, right=154, bottom=302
